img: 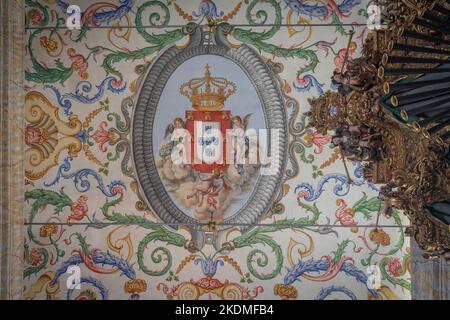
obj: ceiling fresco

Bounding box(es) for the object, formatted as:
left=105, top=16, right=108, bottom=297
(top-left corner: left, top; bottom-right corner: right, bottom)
left=23, top=0, right=411, bottom=300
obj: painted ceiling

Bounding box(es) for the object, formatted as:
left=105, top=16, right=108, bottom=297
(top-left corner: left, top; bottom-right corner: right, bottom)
left=23, top=0, right=411, bottom=300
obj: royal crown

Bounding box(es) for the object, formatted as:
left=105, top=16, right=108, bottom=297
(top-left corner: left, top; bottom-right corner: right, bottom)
left=180, top=64, right=236, bottom=111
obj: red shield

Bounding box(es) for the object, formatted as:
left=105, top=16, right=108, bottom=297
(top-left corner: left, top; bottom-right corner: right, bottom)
left=185, top=110, right=231, bottom=173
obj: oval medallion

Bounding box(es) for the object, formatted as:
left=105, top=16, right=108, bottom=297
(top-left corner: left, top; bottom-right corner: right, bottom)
left=132, top=26, right=288, bottom=237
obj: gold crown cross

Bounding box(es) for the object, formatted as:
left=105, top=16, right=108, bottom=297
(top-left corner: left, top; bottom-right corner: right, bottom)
left=180, top=64, right=236, bottom=111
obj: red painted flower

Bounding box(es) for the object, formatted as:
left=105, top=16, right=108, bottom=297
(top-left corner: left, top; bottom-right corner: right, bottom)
left=69, top=196, right=88, bottom=222
left=386, top=258, right=403, bottom=277
left=29, top=248, right=44, bottom=266
left=306, top=131, right=332, bottom=154
left=28, top=8, right=43, bottom=26
left=25, top=126, right=41, bottom=146
left=75, top=289, right=97, bottom=300
left=68, top=48, right=89, bottom=79
left=92, top=121, right=117, bottom=152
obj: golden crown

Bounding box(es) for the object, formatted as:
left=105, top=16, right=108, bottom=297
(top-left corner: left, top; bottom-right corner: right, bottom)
left=180, top=64, right=236, bottom=111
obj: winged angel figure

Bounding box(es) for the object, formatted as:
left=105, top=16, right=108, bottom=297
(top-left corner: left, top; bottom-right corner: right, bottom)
left=159, top=117, right=186, bottom=161
left=231, top=113, right=252, bottom=175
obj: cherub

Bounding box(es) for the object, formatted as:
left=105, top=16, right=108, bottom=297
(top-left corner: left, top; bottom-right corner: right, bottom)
left=332, top=125, right=384, bottom=161
left=331, top=57, right=379, bottom=94
left=231, top=114, right=252, bottom=175
left=164, top=117, right=186, bottom=141
left=159, top=117, right=187, bottom=161
left=186, top=168, right=233, bottom=211
left=376, top=182, right=400, bottom=218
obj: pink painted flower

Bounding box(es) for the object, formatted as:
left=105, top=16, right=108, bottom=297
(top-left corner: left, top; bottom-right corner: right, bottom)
left=25, top=126, right=41, bottom=146
left=28, top=8, right=43, bottom=26
left=29, top=248, right=44, bottom=266
left=69, top=196, right=88, bottom=222
left=111, top=79, right=125, bottom=90
left=386, top=258, right=403, bottom=277
left=68, top=48, right=89, bottom=79
left=296, top=189, right=310, bottom=200
left=335, top=199, right=356, bottom=226
left=334, top=43, right=356, bottom=73
left=306, top=131, right=332, bottom=154
left=195, top=277, right=224, bottom=291
left=111, top=186, right=124, bottom=196
left=92, top=121, right=116, bottom=152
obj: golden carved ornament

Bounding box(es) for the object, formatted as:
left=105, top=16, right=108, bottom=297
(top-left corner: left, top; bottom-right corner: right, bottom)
left=305, top=91, right=347, bottom=135
left=306, top=0, right=450, bottom=259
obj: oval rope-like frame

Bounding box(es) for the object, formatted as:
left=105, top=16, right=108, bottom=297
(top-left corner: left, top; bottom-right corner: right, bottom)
left=132, top=29, right=288, bottom=232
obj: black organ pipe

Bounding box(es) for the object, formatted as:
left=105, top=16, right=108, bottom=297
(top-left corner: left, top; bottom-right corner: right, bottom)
left=394, top=88, right=450, bottom=106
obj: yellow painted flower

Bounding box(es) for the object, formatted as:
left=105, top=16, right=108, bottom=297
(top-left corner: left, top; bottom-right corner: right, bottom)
left=273, top=284, right=297, bottom=300
left=124, top=279, right=147, bottom=294
left=39, top=36, right=58, bottom=53
left=39, top=224, right=58, bottom=238
left=369, top=228, right=391, bottom=246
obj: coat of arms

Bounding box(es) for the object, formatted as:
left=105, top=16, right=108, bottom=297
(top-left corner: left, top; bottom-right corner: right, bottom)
left=155, top=65, right=258, bottom=222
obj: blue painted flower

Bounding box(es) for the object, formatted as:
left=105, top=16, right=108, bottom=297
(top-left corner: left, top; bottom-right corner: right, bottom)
left=194, top=256, right=224, bottom=277
left=192, top=0, right=224, bottom=19
left=75, top=130, right=88, bottom=143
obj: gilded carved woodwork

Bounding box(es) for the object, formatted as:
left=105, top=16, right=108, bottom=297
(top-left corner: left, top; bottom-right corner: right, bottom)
left=307, top=0, right=450, bottom=260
